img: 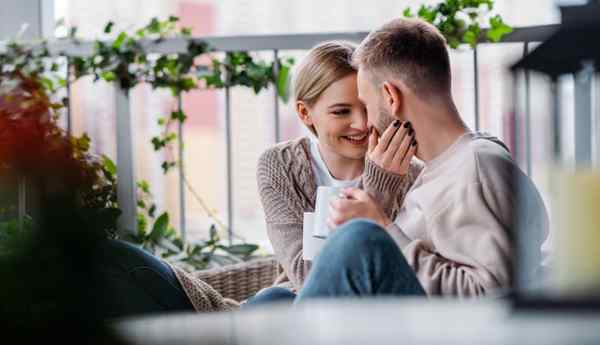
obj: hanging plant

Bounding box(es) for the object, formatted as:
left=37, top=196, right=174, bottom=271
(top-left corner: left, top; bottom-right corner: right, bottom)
left=0, top=15, right=294, bottom=270
left=403, top=0, right=513, bottom=48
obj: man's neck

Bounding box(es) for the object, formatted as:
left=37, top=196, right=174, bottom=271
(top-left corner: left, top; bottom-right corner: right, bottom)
left=317, top=144, right=364, bottom=180
left=409, top=99, right=468, bottom=162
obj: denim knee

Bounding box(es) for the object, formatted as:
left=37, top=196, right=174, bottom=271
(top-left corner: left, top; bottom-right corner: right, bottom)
left=327, top=218, right=396, bottom=252
left=243, top=287, right=296, bottom=308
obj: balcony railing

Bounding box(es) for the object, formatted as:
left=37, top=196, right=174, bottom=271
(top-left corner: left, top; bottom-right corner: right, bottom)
left=9, top=23, right=595, bottom=245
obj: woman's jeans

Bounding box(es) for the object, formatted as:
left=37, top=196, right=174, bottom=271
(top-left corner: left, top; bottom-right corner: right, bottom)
left=91, top=239, right=195, bottom=319
left=245, top=219, right=426, bottom=307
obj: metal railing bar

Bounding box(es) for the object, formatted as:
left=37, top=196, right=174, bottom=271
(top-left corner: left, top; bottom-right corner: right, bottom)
left=0, top=25, right=560, bottom=57
left=224, top=56, right=234, bottom=244
left=273, top=49, right=281, bottom=143
left=523, top=42, right=532, bottom=176
left=473, top=45, right=480, bottom=131
left=177, top=94, right=187, bottom=240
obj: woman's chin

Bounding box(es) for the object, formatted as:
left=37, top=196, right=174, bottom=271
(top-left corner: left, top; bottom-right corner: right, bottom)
left=337, top=145, right=368, bottom=160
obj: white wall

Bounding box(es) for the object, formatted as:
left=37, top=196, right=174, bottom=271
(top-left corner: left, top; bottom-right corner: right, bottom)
left=0, top=0, right=54, bottom=40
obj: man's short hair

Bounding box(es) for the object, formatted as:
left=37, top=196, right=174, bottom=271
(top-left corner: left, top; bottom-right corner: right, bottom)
left=353, top=18, right=451, bottom=96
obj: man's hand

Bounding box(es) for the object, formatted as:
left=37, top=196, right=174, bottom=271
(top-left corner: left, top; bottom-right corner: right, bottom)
left=368, top=120, right=417, bottom=175
left=327, top=188, right=391, bottom=230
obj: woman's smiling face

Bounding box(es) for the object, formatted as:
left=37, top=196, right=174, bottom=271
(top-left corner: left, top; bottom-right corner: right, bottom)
left=298, top=73, right=369, bottom=160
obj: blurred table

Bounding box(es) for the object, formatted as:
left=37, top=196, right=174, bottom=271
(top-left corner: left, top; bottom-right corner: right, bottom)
left=115, top=298, right=600, bottom=345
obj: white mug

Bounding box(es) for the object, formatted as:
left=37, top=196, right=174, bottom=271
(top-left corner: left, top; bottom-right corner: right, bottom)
left=313, top=186, right=343, bottom=239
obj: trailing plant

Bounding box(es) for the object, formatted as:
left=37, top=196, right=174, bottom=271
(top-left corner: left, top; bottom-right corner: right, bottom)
left=0, top=15, right=292, bottom=270
left=69, top=16, right=294, bottom=173
left=403, top=0, right=513, bottom=48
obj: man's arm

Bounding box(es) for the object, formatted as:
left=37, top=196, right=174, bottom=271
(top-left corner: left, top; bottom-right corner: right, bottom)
left=385, top=182, right=512, bottom=297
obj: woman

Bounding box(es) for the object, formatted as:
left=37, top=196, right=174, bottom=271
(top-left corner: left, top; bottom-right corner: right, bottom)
left=252, top=41, right=420, bottom=304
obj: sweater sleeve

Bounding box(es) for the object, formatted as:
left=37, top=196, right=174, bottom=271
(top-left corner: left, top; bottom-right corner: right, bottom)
left=256, top=148, right=312, bottom=290
left=361, top=158, right=422, bottom=219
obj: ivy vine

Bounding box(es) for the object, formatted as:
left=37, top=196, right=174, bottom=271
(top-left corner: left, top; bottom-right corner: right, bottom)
left=403, top=0, right=513, bottom=48
left=1, top=15, right=294, bottom=270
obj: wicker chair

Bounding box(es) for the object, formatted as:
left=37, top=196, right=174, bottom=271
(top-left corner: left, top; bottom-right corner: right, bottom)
left=193, top=256, right=279, bottom=302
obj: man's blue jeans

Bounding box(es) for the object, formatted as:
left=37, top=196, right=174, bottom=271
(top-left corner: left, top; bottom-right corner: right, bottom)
left=245, top=219, right=426, bottom=306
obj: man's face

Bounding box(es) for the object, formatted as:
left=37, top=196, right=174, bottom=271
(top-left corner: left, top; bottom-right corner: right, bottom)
left=357, top=68, right=396, bottom=135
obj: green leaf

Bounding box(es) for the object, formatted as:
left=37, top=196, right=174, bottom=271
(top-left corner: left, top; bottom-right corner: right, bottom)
left=165, top=132, right=177, bottom=143
left=179, top=78, right=196, bottom=92
left=463, top=23, right=481, bottom=47
left=104, top=21, right=114, bottom=34
left=161, top=161, right=176, bottom=173
left=147, top=18, right=161, bottom=33
left=102, top=154, right=117, bottom=176
left=221, top=244, right=259, bottom=257
left=148, top=204, right=157, bottom=218
left=417, top=5, right=437, bottom=23
left=137, top=180, right=150, bottom=194
left=181, top=27, right=192, bottom=37
left=487, top=15, right=513, bottom=42
left=463, top=30, right=478, bottom=47
left=100, top=71, right=116, bottom=82
left=209, top=225, right=218, bottom=242
left=55, top=18, right=66, bottom=30
left=170, top=110, right=187, bottom=122
left=276, top=63, right=291, bottom=103
left=69, top=27, right=78, bottom=39
left=403, top=7, right=413, bottom=17
left=74, top=133, right=91, bottom=152
left=151, top=137, right=165, bottom=150
left=150, top=212, right=169, bottom=241
left=40, top=77, right=54, bottom=91
left=448, top=37, right=461, bottom=49
left=112, top=32, right=127, bottom=49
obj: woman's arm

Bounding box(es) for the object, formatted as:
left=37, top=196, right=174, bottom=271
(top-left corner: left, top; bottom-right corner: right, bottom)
left=361, top=158, right=421, bottom=219
left=256, top=148, right=312, bottom=290
left=361, top=121, right=421, bottom=219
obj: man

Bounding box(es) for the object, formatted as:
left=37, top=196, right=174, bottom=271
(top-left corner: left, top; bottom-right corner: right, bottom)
left=295, top=18, right=548, bottom=300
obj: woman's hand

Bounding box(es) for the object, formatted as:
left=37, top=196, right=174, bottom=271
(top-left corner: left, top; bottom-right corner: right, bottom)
left=327, top=188, right=391, bottom=229
left=368, top=120, right=417, bottom=175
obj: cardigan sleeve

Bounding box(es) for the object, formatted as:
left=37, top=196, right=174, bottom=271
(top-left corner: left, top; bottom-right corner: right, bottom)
left=256, top=147, right=312, bottom=290
left=361, top=158, right=423, bottom=219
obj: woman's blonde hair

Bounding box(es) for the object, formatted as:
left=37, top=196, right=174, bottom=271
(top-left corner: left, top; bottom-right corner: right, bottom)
left=293, top=40, right=357, bottom=135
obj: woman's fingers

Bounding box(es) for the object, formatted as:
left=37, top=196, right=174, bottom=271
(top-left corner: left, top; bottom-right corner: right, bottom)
left=367, top=127, right=379, bottom=155
left=389, top=126, right=412, bottom=164
left=371, top=120, right=401, bottom=157
left=381, top=123, right=411, bottom=168
left=394, top=138, right=417, bottom=174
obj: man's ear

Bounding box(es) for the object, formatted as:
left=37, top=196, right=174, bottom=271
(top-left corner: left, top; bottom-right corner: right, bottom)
left=296, top=101, right=313, bottom=127
left=381, top=81, right=403, bottom=116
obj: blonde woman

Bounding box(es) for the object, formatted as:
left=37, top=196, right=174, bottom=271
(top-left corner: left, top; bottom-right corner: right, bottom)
left=249, top=41, right=420, bottom=305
